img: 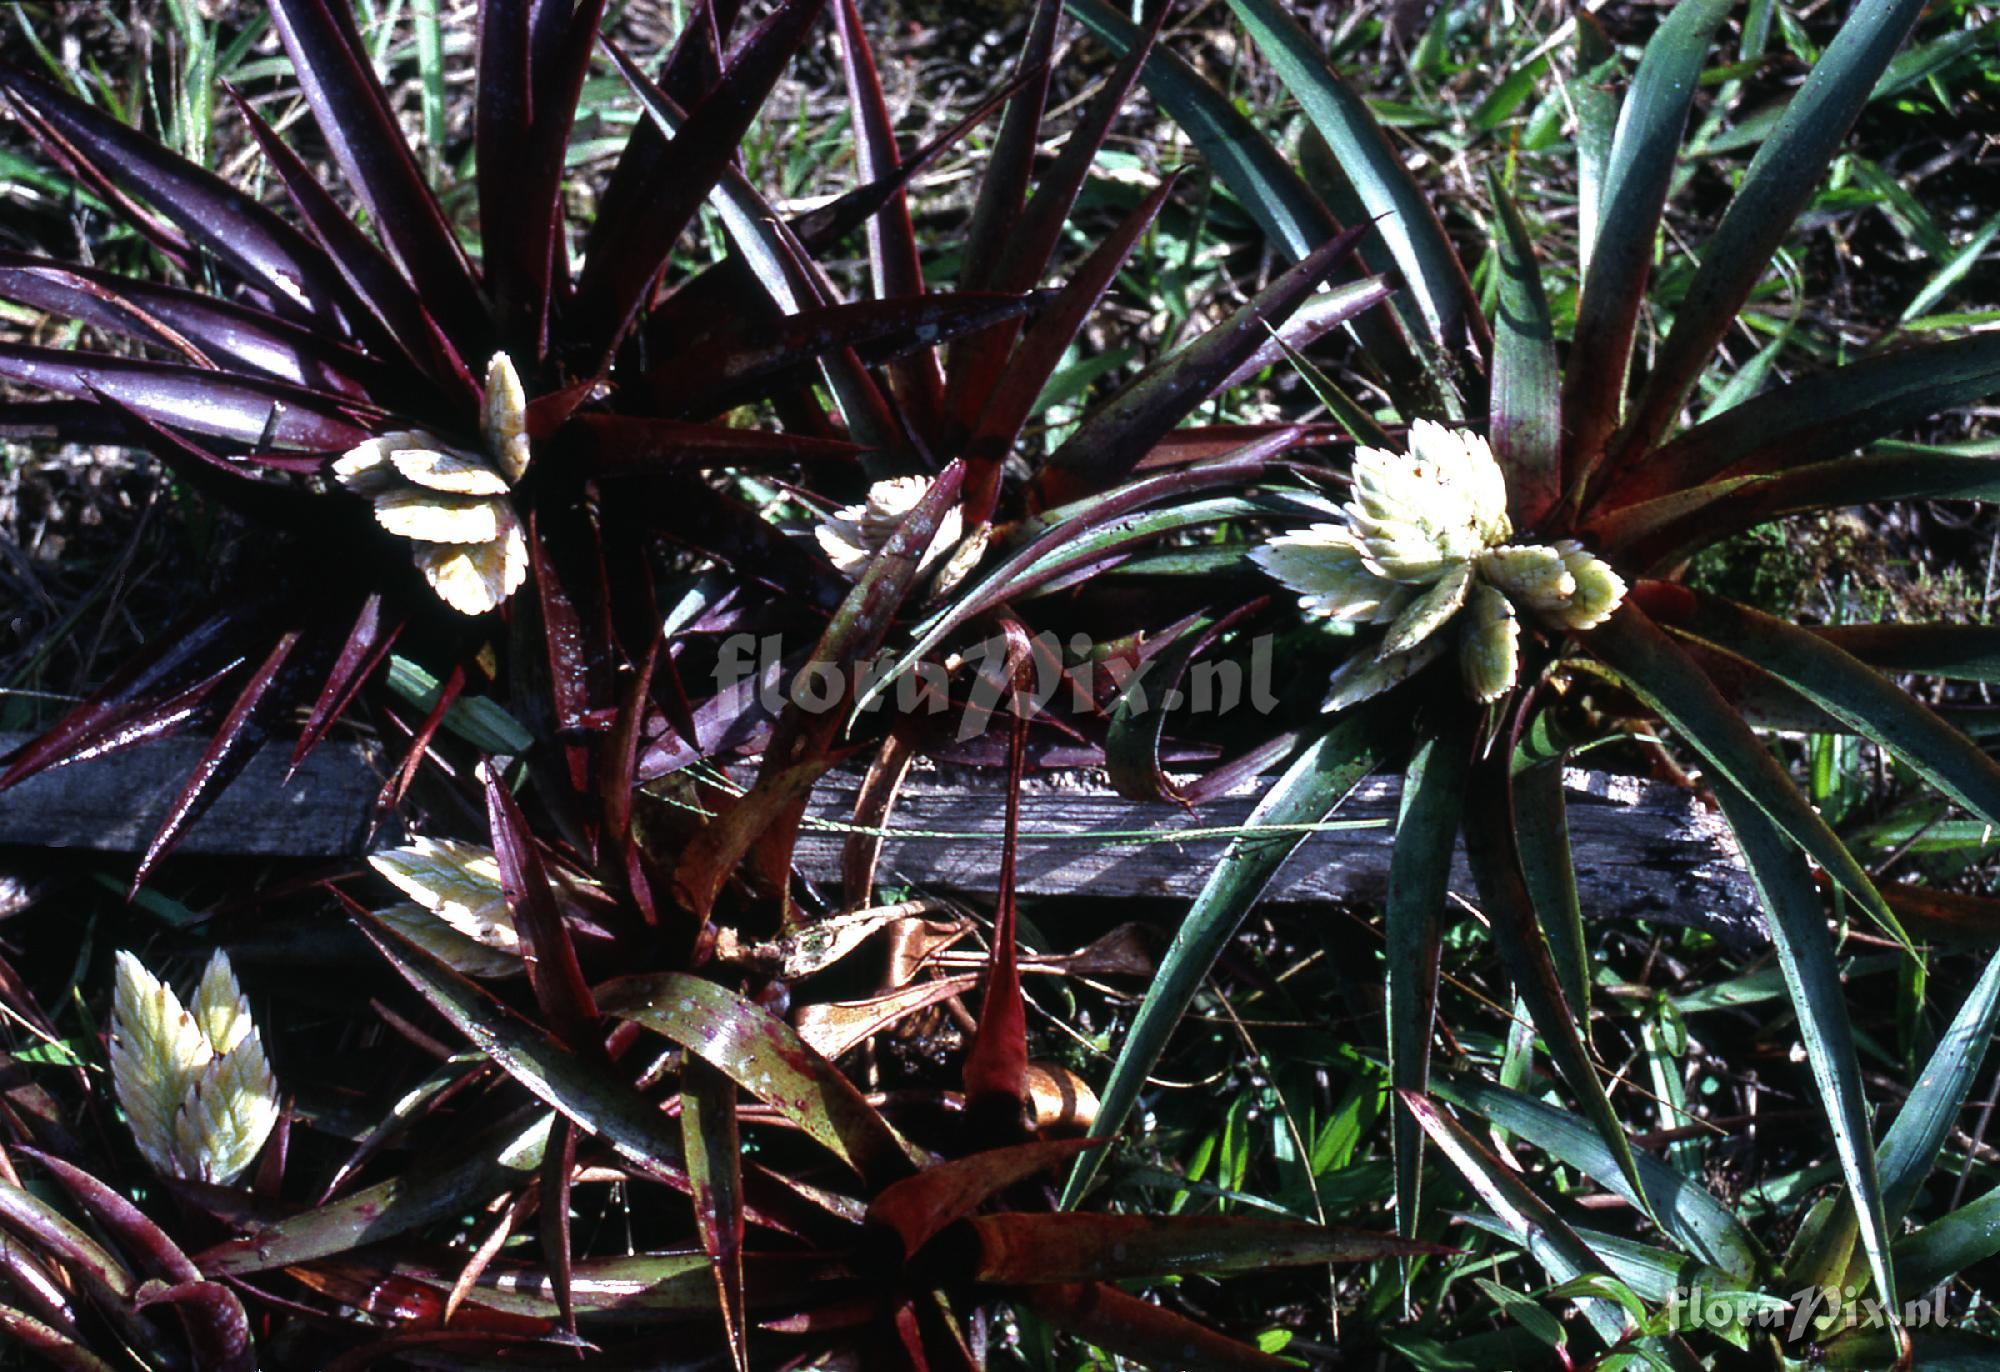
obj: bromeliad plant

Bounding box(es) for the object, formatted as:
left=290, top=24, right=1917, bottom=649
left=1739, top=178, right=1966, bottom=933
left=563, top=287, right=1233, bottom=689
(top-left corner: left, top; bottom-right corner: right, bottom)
left=985, top=0, right=2000, bottom=1366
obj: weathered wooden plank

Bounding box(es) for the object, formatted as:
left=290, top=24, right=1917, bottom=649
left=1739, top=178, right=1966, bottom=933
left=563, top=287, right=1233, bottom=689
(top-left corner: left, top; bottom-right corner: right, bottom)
left=790, top=764, right=1764, bottom=944
left=0, top=733, right=383, bottom=858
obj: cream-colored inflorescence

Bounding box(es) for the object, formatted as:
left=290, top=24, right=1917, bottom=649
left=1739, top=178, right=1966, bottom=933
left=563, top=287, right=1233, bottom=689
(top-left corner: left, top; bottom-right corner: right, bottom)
left=110, top=950, right=279, bottom=1185
left=814, top=474, right=983, bottom=596
left=369, top=836, right=523, bottom=979
left=1252, top=420, right=1626, bottom=710
left=334, top=354, right=533, bottom=616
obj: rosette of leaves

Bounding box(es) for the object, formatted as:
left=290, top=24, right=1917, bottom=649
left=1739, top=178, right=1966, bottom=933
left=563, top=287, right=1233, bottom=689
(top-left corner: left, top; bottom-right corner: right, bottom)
left=1021, top=1, right=2000, bottom=1364
left=0, top=0, right=1048, bottom=886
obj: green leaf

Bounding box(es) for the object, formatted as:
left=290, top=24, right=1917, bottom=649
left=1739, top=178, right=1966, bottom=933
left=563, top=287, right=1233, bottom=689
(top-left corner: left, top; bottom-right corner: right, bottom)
left=1386, top=712, right=1472, bottom=1238
left=1432, top=1074, right=1764, bottom=1284
left=1224, top=0, right=1484, bottom=362
left=1485, top=172, right=1560, bottom=527
left=1062, top=709, right=1384, bottom=1207
left=1615, top=0, right=1930, bottom=465
left=1604, top=331, right=2000, bottom=509
left=1665, top=593, right=2000, bottom=828
left=1707, top=777, right=1899, bottom=1320
left=683, top=1058, right=747, bottom=1372
left=1894, top=1184, right=2000, bottom=1293
left=1583, top=603, right=1905, bottom=947
left=1399, top=1093, right=1634, bottom=1349
left=1511, top=752, right=1589, bottom=1027
left=1818, top=623, right=2000, bottom=684
left=1879, top=948, right=2000, bottom=1226
left=1564, top=0, right=1734, bottom=483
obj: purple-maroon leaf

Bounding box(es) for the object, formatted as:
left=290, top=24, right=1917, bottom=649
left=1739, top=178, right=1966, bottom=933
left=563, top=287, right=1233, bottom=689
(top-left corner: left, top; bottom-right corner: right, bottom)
left=961, top=704, right=1030, bottom=1117
left=87, top=391, right=321, bottom=523
left=0, top=605, right=251, bottom=789
left=670, top=463, right=965, bottom=919
left=571, top=0, right=828, bottom=367
left=0, top=252, right=400, bottom=400
left=563, top=415, right=860, bottom=477
left=604, top=638, right=660, bottom=850
left=1104, top=601, right=1270, bottom=804
left=595, top=972, right=923, bottom=1187
left=640, top=292, right=1036, bottom=420
left=350, top=911, right=694, bottom=1187
left=968, top=1213, right=1449, bottom=1285
left=482, top=762, right=600, bottom=1045
left=832, top=0, right=941, bottom=434
left=226, top=87, right=478, bottom=405
left=0, top=344, right=374, bottom=449
left=292, top=595, right=402, bottom=775
left=1013, top=1281, right=1290, bottom=1371
left=0, top=1305, right=117, bottom=1372
left=1038, top=227, right=1368, bottom=501
left=132, top=629, right=302, bottom=892
left=0, top=60, right=342, bottom=325
left=266, top=0, right=489, bottom=353
left=535, top=1118, right=578, bottom=1336
left=956, top=0, right=1062, bottom=297
left=131, top=1281, right=255, bottom=1372
left=683, top=1059, right=748, bottom=1371
left=945, top=7, right=1163, bottom=442
left=868, top=1139, right=1098, bottom=1261
left=19, top=1151, right=198, bottom=1281
left=960, top=177, right=1178, bottom=521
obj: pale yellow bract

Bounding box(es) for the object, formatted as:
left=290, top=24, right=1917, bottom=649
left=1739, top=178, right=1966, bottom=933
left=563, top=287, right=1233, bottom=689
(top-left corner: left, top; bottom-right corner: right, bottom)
left=111, top=950, right=278, bottom=1185
left=334, top=353, right=533, bottom=615
left=814, top=474, right=974, bottom=593
left=1252, top=422, right=1627, bottom=709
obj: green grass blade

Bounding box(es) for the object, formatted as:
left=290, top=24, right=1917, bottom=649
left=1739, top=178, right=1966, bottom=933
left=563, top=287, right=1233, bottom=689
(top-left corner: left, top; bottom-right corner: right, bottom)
left=1061, top=709, right=1385, bottom=1208
left=1386, top=711, right=1473, bottom=1238
left=1894, top=1185, right=2000, bottom=1293
left=1225, top=0, right=1485, bottom=363
left=1486, top=172, right=1561, bottom=527
left=1708, top=777, right=1899, bottom=1319
left=1667, top=594, right=2000, bottom=828
left=1564, top=0, right=1734, bottom=483
left=1615, top=0, right=1930, bottom=466
left=1584, top=602, right=1905, bottom=947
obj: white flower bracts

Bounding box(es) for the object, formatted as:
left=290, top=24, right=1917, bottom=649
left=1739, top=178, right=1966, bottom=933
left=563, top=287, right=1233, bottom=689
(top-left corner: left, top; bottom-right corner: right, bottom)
left=334, top=353, right=533, bottom=616
left=110, top=950, right=279, bottom=1185
left=814, top=474, right=985, bottom=597
left=1252, top=420, right=1627, bottom=710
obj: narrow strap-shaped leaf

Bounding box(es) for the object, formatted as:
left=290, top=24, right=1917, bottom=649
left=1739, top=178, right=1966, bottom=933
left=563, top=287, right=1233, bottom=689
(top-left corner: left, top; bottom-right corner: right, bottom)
left=1013, top=1280, right=1289, bottom=1372
left=1562, top=0, right=1734, bottom=487
left=1062, top=707, right=1383, bottom=1207
left=267, top=0, right=489, bottom=354
left=961, top=707, right=1030, bottom=1116
left=1706, top=776, right=1899, bottom=1320
left=1509, top=757, right=1589, bottom=1025
left=964, top=1212, right=1447, bottom=1285
left=0, top=60, right=339, bottom=325
left=682, top=1059, right=747, bottom=1372
left=1878, top=948, right=2000, bottom=1226
left=961, top=177, right=1178, bottom=521
left=225, top=88, right=477, bottom=404
left=291, top=595, right=401, bottom=776
left=1818, top=623, right=2000, bottom=684
left=483, top=764, right=600, bottom=1044
left=1399, top=1093, right=1639, bottom=1350
left=0, top=252, right=399, bottom=400
left=1571, top=14, right=1618, bottom=277
left=1463, top=757, right=1654, bottom=1223
left=1224, top=0, right=1485, bottom=362
left=1893, top=1183, right=2000, bottom=1294
left=868, top=1139, right=1097, bottom=1261
left=1603, top=331, right=2000, bottom=510
left=1612, top=0, right=1930, bottom=470
left=0, top=344, right=372, bottom=448
left=133, top=629, right=301, bottom=893
left=1583, top=601, right=1905, bottom=945
left=1485, top=173, right=1561, bottom=528
left=1431, top=1074, right=1765, bottom=1283
left=595, top=972, right=922, bottom=1187
left=352, top=915, right=692, bottom=1186
left=957, top=0, right=1060, bottom=294
left=1385, top=710, right=1472, bottom=1239
left=0, top=1304, right=118, bottom=1372
left=573, top=0, right=828, bottom=368
left=1661, top=591, right=2000, bottom=827
left=1038, top=226, right=1366, bottom=499
left=831, top=0, right=941, bottom=434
